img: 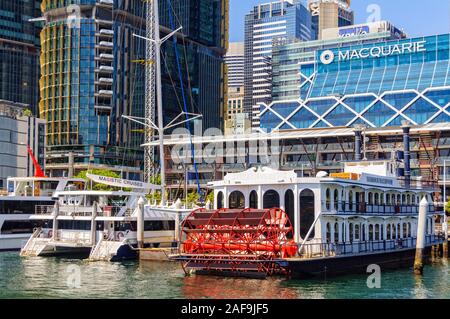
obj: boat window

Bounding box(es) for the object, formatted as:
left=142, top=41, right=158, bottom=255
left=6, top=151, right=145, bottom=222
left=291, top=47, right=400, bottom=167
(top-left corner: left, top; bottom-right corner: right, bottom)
left=217, top=191, right=224, bottom=209
left=334, top=223, right=339, bottom=243
left=0, top=220, right=35, bottom=234
left=375, top=224, right=380, bottom=240
left=326, top=223, right=331, bottom=243
left=299, top=189, right=315, bottom=240
left=249, top=190, right=258, bottom=209
left=403, top=223, right=408, bottom=238
left=58, top=220, right=91, bottom=230
left=387, top=224, right=391, bottom=239
left=144, top=221, right=175, bottom=231
left=412, top=196, right=416, bottom=204
left=0, top=200, right=54, bottom=214
left=334, top=189, right=339, bottom=211
left=396, top=194, right=401, bottom=204
left=349, top=191, right=353, bottom=211
left=369, top=192, right=373, bottom=205
left=386, top=194, right=391, bottom=205
left=362, top=224, right=366, bottom=241
left=402, top=194, right=406, bottom=204
left=354, top=224, right=360, bottom=241
left=263, top=190, right=280, bottom=209
left=349, top=223, right=354, bottom=243
left=369, top=224, right=374, bottom=241
left=284, top=190, right=295, bottom=239
left=325, top=188, right=331, bottom=210
left=392, top=224, right=397, bottom=239
left=408, top=222, right=412, bottom=237
left=374, top=193, right=379, bottom=205
left=397, top=224, right=401, bottom=238
left=406, top=194, right=411, bottom=205
left=229, top=191, right=245, bottom=209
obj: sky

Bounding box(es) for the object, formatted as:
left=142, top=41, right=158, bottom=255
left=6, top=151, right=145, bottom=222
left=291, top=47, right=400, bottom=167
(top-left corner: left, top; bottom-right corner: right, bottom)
left=229, top=0, right=450, bottom=42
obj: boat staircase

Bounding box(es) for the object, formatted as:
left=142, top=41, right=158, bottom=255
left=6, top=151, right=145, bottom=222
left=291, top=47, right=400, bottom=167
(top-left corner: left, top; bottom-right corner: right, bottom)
left=20, top=228, right=51, bottom=257
left=88, top=236, right=124, bottom=261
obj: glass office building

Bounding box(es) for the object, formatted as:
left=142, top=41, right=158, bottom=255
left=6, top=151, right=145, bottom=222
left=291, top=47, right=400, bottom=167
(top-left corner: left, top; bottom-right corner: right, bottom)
left=244, top=0, right=312, bottom=129
left=39, top=0, right=146, bottom=178
left=0, top=0, right=41, bottom=115
left=272, top=21, right=405, bottom=102
left=261, top=34, right=450, bottom=131
left=159, top=0, right=228, bottom=132
left=39, top=0, right=228, bottom=177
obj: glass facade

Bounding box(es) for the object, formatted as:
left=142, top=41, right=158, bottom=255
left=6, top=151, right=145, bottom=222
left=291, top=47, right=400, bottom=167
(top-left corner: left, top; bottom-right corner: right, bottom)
left=261, top=34, right=450, bottom=131
left=159, top=0, right=228, bottom=132
left=39, top=0, right=228, bottom=176
left=0, top=0, right=41, bottom=114
left=40, top=1, right=145, bottom=177
left=244, top=0, right=312, bottom=128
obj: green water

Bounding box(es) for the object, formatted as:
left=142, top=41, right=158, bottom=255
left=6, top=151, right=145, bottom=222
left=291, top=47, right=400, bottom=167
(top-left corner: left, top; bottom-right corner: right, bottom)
left=0, top=252, right=449, bottom=299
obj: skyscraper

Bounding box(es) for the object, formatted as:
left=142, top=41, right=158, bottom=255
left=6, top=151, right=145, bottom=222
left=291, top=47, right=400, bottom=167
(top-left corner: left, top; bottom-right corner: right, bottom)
left=308, top=0, right=354, bottom=40
left=0, top=0, right=41, bottom=115
left=38, top=0, right=228, bottom=178
left=158, top=0, right=228, bottom=132
left=244, top=0, right=312, bottom=129
left=225, top=42, right=244, bottom=120
left=39, top=0, right=146, bottom=178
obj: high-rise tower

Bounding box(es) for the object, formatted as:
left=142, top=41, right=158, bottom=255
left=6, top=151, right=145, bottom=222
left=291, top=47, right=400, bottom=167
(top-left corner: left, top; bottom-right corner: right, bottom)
left=244, top=0, right=312, bottom=130
left=308, top=0, right=354, bottom=40
left=0, top=0, right=41, bottom=115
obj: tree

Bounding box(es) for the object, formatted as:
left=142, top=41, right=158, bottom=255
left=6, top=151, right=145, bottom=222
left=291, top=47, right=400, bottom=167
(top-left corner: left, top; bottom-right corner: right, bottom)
left=446, top=199, right=450, bottom=215
left=206, top=191, right=214, bottom=204
left=22, top=108, right=32, bottom=117
left=75, top=169, right=121, bottom=191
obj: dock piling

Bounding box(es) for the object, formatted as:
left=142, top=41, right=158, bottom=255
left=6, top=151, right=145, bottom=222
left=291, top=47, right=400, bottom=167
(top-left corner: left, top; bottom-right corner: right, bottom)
left=91, top=201, right=97, bottom=245
left=414, top=197, right=428, bottom=275
left=137, top=197, right=145, bottom=249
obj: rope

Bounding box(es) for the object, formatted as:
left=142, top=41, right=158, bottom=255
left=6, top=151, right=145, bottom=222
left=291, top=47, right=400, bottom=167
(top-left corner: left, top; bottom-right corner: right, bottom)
left=166, top=0, right=202, bottom=199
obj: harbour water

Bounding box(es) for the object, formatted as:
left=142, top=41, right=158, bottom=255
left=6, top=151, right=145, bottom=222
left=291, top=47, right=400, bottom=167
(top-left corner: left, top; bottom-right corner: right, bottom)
left=0, top=252, right=448, bottom=299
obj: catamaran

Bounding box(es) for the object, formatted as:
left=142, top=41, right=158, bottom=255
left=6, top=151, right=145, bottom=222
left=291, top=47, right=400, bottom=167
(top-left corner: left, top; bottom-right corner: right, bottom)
left=20, top=174, right=190, bottom=261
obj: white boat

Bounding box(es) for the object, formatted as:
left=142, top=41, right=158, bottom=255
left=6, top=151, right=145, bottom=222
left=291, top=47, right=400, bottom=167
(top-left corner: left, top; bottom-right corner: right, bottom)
left=0, top=176, right=85, bottom=251
left=20, top=176, right=190, bottom=261
left=172, top=159, right=447, bottom=278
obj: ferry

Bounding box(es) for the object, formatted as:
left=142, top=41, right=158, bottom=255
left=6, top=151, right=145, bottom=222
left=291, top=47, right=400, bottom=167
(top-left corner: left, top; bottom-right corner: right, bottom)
left=20, top=174, right=190, bottom=261
left=171, top=159, right=446, bottom=278
left=0, top=176, right=85, bottom=251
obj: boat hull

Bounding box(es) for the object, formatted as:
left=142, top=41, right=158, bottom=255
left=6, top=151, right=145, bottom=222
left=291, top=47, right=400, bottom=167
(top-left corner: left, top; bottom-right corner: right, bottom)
left=286, top=246, right=434, bottom=279
left=0, top=234, right=31, bottom=251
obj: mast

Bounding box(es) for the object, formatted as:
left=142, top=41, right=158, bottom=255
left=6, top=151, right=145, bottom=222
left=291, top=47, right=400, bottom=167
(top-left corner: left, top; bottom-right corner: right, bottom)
left=153, top=0, right=167, bottom=206
left=144, top=0, right=156, bottom=184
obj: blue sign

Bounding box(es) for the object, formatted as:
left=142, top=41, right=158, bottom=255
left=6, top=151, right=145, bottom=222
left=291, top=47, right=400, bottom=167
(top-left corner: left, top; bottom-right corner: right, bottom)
left=339, top=26, right=370, bottom=38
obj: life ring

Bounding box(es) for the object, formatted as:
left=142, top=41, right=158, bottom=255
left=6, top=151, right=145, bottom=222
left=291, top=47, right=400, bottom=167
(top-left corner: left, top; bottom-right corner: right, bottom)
left=48, top=230, right=53, bottom=238
left=116, top=232, right=125, bottom=241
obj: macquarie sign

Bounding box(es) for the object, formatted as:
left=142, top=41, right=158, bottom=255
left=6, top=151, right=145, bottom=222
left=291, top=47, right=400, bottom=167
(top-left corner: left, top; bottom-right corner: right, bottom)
left=319, top=40, right=427, bottom=65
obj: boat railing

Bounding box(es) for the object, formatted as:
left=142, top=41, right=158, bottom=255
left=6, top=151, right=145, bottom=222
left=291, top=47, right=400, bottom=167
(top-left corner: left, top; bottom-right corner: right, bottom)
left=322, top=201, right=436, bottom=215
left=298, top=235, right=444, bottom=259
left=35, top=205, right=55, bottom=215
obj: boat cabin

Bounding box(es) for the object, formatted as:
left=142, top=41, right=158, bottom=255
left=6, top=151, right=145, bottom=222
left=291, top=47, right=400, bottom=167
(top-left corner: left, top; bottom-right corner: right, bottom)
left=208, top=161, right=441, bottom=246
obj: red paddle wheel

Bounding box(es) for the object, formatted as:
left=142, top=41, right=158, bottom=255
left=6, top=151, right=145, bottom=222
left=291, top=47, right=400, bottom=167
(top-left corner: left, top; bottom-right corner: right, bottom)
left=174, top=208, right=297, bottom=278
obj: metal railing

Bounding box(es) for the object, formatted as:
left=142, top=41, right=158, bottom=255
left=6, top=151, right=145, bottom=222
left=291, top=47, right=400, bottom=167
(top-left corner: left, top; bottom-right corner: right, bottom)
left=322, top=201, right=436, bottom=215
left=298, top=235, right=444, bottom=259
left=35, top=205, right=55, bottom=215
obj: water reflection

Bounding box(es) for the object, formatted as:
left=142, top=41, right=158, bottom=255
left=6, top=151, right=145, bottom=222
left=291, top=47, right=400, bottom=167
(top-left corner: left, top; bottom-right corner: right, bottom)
left=0, top=252, right=449, bottom=299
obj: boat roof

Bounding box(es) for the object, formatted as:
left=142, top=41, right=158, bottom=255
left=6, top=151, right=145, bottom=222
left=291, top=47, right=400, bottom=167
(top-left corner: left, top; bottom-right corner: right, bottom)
left=56, top=190, right=146, bottom=196
left=7, top=177, right=85, bottom=182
